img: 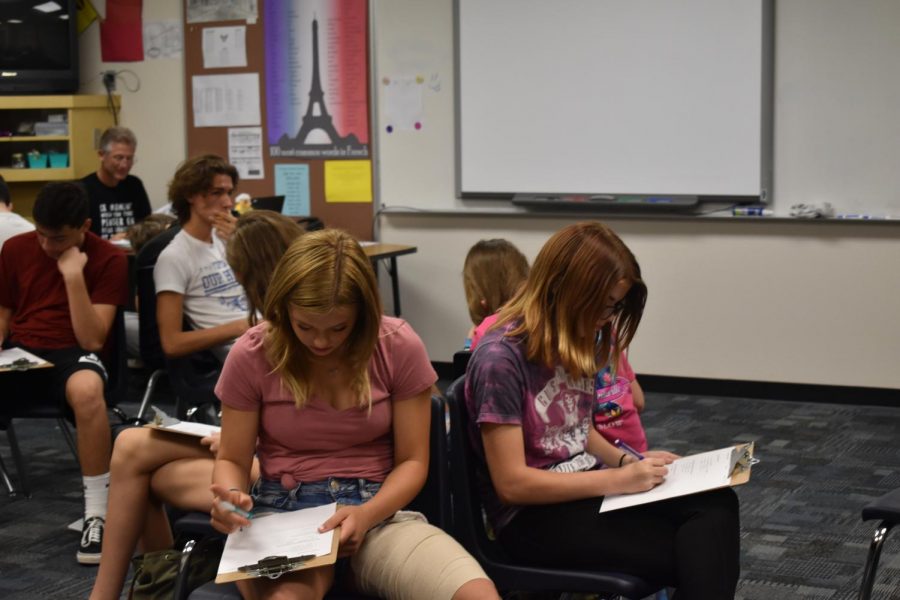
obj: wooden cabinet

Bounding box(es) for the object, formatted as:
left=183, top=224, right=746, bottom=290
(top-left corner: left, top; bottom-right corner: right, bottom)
left=0, top=95, right=120, bottom=217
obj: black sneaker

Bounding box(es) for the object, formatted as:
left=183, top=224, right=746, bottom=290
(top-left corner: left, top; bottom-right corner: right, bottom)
left=76, top=516, right=104, bottom=564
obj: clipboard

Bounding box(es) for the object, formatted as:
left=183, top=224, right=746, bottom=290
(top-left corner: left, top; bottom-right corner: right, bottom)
left=215, top=503, right=340, bottom=583
left=728, top=441, right=757, bottom=485
left=143, top=406, right=221, bottom=439
left=599, top=442, right=757, bottom=513
left=0, top=347, right=53, bottom=373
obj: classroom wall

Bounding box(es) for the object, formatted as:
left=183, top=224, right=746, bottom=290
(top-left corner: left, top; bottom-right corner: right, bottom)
left=73, top=1, right=900, bottom=390
left=373, top=0, right=900, bottom=390
left=78, top=1, right=186, bottom=208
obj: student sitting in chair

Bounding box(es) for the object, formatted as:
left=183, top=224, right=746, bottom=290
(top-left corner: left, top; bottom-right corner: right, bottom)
left=210, top=229, right=499, bottom=600
left=89, top=211, right=304, bottom=600
left=462, top=238, right=529, bottom=351
left=0, top=182, right=128, bottom=564
left=462, top=237, right=650, bottom=453
left=465, top=222, right=740, bottom=598
left=154, top=154, right=248, bottom=363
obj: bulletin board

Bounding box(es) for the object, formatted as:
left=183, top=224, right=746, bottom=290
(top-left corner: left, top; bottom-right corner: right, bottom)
left=182, top=0, right=374, bottom=240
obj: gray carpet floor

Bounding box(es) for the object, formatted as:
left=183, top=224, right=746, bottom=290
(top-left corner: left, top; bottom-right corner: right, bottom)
left=0, top=376, right=898, bottom=599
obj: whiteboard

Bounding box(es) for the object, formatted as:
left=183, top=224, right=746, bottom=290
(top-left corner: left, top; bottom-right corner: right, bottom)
left=457, top=0, right=770, bottom=200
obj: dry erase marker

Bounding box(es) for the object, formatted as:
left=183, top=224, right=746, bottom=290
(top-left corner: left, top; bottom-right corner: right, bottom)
left=835, top=214, right=890, bottom=220
left=220, top=500, right=253, bottom=519
left=733, top=207, right=773, bottom=217
left=614, top=439, right=645, bottom=461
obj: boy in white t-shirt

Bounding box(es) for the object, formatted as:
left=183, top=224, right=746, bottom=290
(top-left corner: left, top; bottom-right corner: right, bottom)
left=0, top=176, right=35, bottom=253
left=154, top=155, right=248, bottom=362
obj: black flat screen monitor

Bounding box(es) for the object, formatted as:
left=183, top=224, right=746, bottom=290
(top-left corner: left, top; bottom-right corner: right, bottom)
left=251, top=195, right=285, bottom=213
left=0, top=0, right=79, bottom=94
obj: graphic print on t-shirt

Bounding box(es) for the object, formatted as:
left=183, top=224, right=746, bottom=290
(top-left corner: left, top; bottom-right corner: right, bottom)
left=201, top=260, right=248, bottom=312
left=98, top=202, right=137, bottom=238
left=533, top=366, right=596, bottom=472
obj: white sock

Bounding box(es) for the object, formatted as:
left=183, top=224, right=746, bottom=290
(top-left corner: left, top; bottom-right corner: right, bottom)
left=83, top=473, right=110, bottom=521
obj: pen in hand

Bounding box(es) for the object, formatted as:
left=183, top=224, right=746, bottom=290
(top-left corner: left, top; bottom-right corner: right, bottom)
left=614, top=439, right=645, bottom=461
left=219, top=499, right=254, bottom=520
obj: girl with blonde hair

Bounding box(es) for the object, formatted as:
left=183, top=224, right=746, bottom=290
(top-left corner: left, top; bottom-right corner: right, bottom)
left=211, top=229, right=498, bottom=600
left=89, top=211, right=302, bottom=600
left=465, top=221, right=741, bottom=599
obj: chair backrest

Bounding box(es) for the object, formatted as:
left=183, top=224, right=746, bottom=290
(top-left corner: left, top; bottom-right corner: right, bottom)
left=452, top=350, right=472, bottom=380
left=444, top=375, right=507, bottom=559
left=444, top=375, right=662, bottom=597
left=135, top=224, right=182, bottom=369
left=405, top=394, right=451, bottom=530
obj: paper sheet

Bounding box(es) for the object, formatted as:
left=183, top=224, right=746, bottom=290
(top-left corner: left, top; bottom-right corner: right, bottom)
left=193, top=73, right=261, bottom=128
left=149, top=421, right=220, bottom=439
left=187, top=0, right=258, bottom=24
left=599, top=446, right=735, bottom=513
left=324, top=160, right=372, bottom=203
left=203, top=26, right=247, bottom=69
left=144, top=20, right=183, bottom=60
left=274, top=164, right=311, bottom=216
left=382, top=76, right=424, bottom=132
left=217, top=503, right=337, bottom=576
left=228, top=127, right=264, bottom=180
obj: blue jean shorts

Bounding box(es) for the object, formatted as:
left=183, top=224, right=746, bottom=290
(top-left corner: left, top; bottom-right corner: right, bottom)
left=250, top=477, right=382, bottom=513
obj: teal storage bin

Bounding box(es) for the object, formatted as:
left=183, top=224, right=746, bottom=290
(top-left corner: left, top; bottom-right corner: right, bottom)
left=27, top=153, right=47, bottom=168
left=48, top=152, right=69, bottom=168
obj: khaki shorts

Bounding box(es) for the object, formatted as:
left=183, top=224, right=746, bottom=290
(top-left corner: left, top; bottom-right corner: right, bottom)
left=351, top=512, right=488, bottom=600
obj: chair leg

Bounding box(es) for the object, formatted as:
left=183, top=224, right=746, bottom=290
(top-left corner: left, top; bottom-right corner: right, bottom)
left=57, top=418, right=79, bottom=461
left=136, top=368, right=166, bottom=422
left=859, top=521, right=893, bottom=600
left=0, top=452, right=17, bottom=496
left=4, top=422, right=30, bottom=496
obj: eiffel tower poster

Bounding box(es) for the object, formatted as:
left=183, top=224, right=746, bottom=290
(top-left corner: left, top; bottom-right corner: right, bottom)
left=265, top=0, right=369, bottom=159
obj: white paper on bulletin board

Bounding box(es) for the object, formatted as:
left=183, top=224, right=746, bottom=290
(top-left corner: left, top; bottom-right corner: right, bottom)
left=192, top=73, right=261, bottom=127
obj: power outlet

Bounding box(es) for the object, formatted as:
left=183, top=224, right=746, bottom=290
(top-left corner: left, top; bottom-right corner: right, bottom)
left=102, top=71, right=116, bottom=92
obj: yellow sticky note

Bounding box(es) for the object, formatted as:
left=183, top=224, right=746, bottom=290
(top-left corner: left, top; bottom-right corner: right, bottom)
left=324, top=160, right=372, bottom=204
left=76, top=0, right=99, bottom=34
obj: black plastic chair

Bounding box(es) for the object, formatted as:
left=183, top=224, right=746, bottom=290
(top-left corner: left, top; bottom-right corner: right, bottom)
left=858, top=487, right=900, bottom=600
left=0, top=308, right=129, bottom=496
left=452, top=349, right=472, bottom=380
left=133, top=226, right=221, bottom=423
left=444, top=375, right=663, bottom=599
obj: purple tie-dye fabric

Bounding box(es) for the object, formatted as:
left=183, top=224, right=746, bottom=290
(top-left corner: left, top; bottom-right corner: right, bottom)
left=464, top=322, right=598, bottom=531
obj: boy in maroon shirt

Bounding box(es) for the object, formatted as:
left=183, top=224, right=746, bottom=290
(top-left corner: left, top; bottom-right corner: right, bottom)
left=0, top=181, right=128, bottom=564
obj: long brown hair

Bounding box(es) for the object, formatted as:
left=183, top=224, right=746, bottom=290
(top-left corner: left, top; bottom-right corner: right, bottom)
left=263, top=229, right=382, bottom=409
left=462, top=239, right=529, bottom=325
left=495, top=221, right=647, bottom=379
left=226, top=210, right=305, bottom=325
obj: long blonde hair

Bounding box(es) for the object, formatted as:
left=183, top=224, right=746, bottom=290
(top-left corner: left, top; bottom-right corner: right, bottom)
left=495, top=221, right=647, bottom=379
left=263, top=229, right=383, bottom=409
left=462, top=239, right=529, bottom=325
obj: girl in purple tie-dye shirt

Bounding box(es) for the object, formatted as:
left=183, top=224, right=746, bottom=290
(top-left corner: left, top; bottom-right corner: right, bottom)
left=465, top=221, right=741, bottom=599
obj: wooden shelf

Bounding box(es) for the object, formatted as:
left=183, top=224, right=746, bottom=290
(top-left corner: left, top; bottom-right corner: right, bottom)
left=0, top=96, right=119, bottom=110
left=0, top=136, right=69, bottom=143
left=0, top=167, right=75, bottom=182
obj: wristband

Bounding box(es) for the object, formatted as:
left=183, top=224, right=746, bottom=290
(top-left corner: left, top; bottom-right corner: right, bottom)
left=618, top=453, right=627, bottom=468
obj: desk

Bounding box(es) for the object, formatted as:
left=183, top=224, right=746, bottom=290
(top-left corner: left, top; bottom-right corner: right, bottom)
left=362, top=243, right=417, bottom=317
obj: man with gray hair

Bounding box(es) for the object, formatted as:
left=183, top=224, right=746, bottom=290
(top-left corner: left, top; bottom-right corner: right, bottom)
left=81, top=126, right=151, bottom=240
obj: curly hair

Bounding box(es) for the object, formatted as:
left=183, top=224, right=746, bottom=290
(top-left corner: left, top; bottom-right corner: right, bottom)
left=167, top=154, right=239, bottom=223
